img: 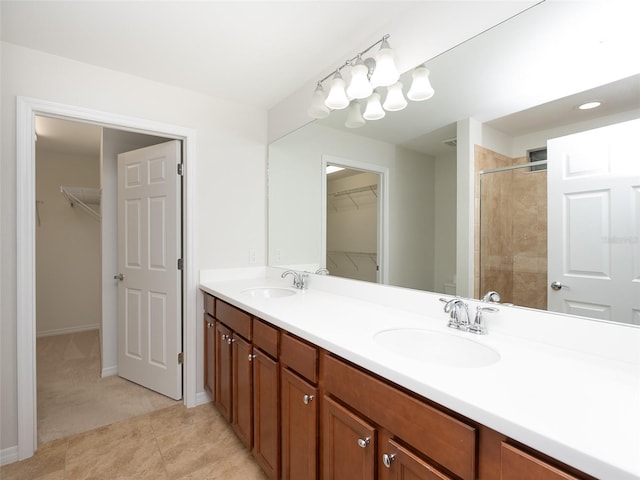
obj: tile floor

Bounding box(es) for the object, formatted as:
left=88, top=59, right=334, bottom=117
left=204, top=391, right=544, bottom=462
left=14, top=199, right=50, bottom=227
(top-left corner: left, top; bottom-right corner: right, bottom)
left=1, top=403, right=269, bottom=480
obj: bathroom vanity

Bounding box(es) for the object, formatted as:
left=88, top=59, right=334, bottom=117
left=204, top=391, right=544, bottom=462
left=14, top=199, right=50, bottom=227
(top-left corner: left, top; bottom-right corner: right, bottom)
left=200, top=268, right=640, bottom=480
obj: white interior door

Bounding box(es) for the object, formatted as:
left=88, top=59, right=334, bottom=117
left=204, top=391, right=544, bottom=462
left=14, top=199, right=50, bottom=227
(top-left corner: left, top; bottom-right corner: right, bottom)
left=117, top=140, right=182, bottom=399
left=548, top=119, right=640, bottom=325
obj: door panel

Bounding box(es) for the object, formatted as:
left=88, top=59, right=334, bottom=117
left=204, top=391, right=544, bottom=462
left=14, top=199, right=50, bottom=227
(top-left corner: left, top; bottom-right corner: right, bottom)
left=322, top=395, right=376, bottom=480
left=233, top=335, right=253, bottom=448
left=117, top=140, right=182, bottom=399
left=548, top=119, right=640, bottom=325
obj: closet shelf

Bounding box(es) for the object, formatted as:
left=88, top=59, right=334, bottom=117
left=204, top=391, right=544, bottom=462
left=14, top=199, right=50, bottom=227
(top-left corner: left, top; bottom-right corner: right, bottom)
left=328, top=184, right=377, bottom=210
left=60, top=186, right=101, bottom=221
left=327, top=250, right=377, bottom=270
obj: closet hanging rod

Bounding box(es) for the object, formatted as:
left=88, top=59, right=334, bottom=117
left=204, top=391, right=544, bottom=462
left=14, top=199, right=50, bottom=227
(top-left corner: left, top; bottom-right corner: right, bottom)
left=60, top=186, right=101, bottom=221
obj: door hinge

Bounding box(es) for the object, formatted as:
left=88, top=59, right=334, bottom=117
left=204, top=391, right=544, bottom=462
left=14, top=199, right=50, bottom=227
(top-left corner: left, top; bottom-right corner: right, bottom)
left=177, top=258, right=184, bottom=270
left=178, top=352, right=184, bottom=365
left=177, top=163, right=184, bottom=176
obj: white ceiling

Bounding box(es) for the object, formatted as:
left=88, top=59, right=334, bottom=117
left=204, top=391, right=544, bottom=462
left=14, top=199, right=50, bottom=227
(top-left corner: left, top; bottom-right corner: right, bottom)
left=1, top=0, right=417, bottom=110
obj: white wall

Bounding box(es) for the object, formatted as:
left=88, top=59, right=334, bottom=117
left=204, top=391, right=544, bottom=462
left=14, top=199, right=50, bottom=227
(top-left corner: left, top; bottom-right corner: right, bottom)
left=433, top=152, right=457, bottom=293
left=35, top=150, right=101, bottom=336
left=1, top=42, right=267, bottom=453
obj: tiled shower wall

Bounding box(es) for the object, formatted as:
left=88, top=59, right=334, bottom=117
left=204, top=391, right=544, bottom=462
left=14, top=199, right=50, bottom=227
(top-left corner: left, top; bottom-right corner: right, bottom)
left=474, top=146, right=547, bottom=310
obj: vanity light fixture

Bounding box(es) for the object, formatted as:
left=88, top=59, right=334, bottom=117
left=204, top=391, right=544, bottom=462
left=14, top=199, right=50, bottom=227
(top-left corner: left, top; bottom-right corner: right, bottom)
left=345, top=100, right=366, bottom=128
left=383, top=81, right=408, bottom=111
left=363, top=91, right=386, bottom=120
left=407, top=65, right=435, bottom=101
left=308, top=34, right=435, bottom=128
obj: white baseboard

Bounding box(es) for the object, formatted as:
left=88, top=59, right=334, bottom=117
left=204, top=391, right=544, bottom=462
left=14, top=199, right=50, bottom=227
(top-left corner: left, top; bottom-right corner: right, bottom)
left=101, top=365, right=118, bottom=377
left=195, top=391, right=212, bottom=406
left=36, top=324, right=99, bottom=338
left=1, top=446, right=18, bottom=466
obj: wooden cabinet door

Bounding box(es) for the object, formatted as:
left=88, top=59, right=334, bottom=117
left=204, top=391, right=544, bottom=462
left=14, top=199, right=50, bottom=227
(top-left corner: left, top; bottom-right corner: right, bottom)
left=214, top=321, right=232, bottom=421
left=204, top=315, right=215, bottom=397
left=281, top=367, right=318, bottom=480
left=232, top=335, right=253, bottom=448
left=322, top=395, right=376, bottom=480
left=379, top=434, right=453, bottom=480
left=501, top=443, right=581, bottom=480
left=253, top=349, right=280, bottom=479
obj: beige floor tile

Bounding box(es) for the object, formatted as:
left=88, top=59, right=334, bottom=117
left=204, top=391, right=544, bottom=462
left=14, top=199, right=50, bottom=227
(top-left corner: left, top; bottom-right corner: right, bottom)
left=65, top=416, right=167, bottom=480
left=0, top=439, right=67, bottom=480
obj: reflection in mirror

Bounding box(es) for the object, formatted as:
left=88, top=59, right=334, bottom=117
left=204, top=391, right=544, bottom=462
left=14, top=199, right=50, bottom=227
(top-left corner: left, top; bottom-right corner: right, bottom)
left=326, top=166, right=380, bottom=284
left=268, top=1, right=640, bottom=325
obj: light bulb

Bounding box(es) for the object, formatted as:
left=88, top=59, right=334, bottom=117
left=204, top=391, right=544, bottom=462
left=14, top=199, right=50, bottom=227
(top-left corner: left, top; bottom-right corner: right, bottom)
left=345, top=101, right=365, bottom=128
left=383, top=82, right=407, bottom=111
left=308, top=83, right=330, bottom=119
left=363, top=92, right=385, bottom=121
left=370, top=39, right=399, bottom=87
left=407, top=66, right=435, bottom=101
left=325, top=70, right=349, bottom=110
left=346, top=56, right=373, bottom=100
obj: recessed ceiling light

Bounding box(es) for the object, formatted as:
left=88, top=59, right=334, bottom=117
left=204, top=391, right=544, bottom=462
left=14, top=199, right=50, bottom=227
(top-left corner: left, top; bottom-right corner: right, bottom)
left=578, top=101, right=602, bottom=110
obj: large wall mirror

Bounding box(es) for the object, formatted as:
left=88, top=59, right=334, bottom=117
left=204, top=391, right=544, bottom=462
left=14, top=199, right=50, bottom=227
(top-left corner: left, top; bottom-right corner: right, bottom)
left=268, top=1, right=640, bottom=326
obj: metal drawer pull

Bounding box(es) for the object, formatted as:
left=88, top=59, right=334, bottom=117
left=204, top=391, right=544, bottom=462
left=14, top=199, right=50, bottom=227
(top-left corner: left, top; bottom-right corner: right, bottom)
left=357, top=437, right=370, bottom=448
left=382, top=453, right=396, bottom=468
left=303, top=394, right=314, bottom=405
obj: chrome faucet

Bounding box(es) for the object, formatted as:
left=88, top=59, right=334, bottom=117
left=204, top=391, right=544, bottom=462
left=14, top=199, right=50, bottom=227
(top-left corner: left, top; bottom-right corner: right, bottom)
left=482, top=290, right=501, bottom=303
left=468, top=305, right=499, bottom=335
left=281, top=270, right=308, bottom=290
left=443, top=298, right=470, bottom=330
left=314, top=268, right=330, bottom=275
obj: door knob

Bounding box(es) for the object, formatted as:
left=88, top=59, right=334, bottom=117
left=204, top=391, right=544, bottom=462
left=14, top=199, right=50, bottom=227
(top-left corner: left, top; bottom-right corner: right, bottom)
left=114, top=273, right=124, bottom=281
left=550, top=281, right=563, bottom=291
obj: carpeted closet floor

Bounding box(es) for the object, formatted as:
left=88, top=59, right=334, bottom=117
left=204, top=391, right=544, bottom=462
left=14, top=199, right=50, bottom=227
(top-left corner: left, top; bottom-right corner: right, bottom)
left=36, top=329, right=179, bottom=444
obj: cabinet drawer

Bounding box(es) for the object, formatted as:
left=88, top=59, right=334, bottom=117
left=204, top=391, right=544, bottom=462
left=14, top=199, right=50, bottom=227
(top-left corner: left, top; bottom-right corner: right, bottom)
left=216, top=299, right=252, bottom=340
left=253, top=318, right=279, bottom=358
left=323, top=354, right=476, bottom=480
left=204, top=293, right=215, bottom=317
left=280, top=333, right=318, bottom=384
left=380, top=434, right=453, bottom=480
left=501, top=443, right=581, bottom=480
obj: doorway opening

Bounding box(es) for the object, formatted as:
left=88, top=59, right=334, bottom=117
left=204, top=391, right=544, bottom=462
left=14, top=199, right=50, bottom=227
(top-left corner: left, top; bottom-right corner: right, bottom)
left=321, top=155, right=389, bottom=285
left=17, top=97, right=198, bottom=461
left=34, top=115, right=181, bottom=444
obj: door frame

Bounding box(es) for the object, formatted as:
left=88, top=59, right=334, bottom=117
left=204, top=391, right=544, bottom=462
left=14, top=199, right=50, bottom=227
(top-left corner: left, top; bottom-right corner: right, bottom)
left=321, top=155, right=389, bottom=285
left=16, top=96, right=198, bottom=460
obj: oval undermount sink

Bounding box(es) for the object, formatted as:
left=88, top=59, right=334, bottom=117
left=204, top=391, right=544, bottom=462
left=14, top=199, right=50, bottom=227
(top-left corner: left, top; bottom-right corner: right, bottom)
left=373, top=328, right=500, bottom=368
left=241, top=287, right=296, bottom=299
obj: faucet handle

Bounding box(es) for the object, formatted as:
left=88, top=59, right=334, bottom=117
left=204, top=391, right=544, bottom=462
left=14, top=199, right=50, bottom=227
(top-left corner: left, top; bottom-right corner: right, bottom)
left=468, top=305, right=498, bottom=335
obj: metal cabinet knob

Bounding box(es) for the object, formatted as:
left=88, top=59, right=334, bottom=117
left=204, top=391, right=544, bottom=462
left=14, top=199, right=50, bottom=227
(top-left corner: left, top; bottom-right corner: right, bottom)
left=357, top=437, right=370, bottom=448
left=227, top=337, right=235, bottom=345
left=113, top=273, right=124, bottom=281
left=550, top=281, right=563, bottom=291
left=248, top=354, right=256, bottom=361
left=303, top=394, right=314, bottom=405
left=382, top=453, right=396, bottom=468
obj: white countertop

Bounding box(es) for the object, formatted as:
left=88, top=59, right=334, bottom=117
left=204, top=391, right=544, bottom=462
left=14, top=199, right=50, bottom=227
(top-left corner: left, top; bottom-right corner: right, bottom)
left=200, top=267, right=640, bottom=480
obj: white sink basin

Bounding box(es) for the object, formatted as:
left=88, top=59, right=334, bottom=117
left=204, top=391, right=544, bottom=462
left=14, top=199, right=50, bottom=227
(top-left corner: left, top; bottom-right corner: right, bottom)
left=373, top=328, right=500, bottom=368
left=241, top=287, right=297, bottom=299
